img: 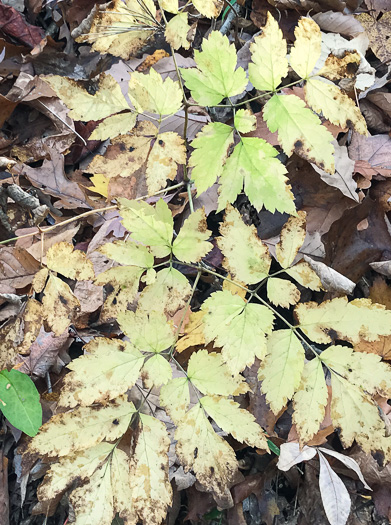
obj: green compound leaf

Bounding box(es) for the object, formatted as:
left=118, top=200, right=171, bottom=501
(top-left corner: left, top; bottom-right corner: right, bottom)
left=217, top=137, right=296, bottom=214
left=118, top=198, right=173, bottom=258
left=181, top=31, right=247, bottom=106
left=188, top=122, right=234, bottom=195
left=0, top=369, right=42, bottom=436
left=263, top=93, right=335, bottom=174
left=234, top=109, right=257, bottom=134
left=248, top=12, right=288, bottom=91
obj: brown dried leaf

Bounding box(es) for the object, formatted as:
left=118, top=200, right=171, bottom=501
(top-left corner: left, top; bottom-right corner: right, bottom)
left=16, top=150, right=91, bottom=209
left=0, top=247, right=40, bottom=293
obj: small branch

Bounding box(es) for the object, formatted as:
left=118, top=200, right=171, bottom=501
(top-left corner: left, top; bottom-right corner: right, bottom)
left=0, top=182, right=185, bottom=246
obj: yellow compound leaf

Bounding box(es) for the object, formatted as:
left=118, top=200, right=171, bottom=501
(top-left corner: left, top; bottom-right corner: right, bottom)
left=89, top=112, right=137, bottom=141
left=264, top=93, right=335, bottom=173
left=27, top=397, right=136, bottom=457
left=218, top=204, right=271, bottom=285
left=88, top=122, right=186, bottom=196
left=276, top=211, right=306, bottom=269
left=70, top=461, right=114, bottom=524
left=77, top=0, right=157, bottom=59
left=267, top=278, right=300, bottom=308
left=248, top=12, right=288, bottom=91
left=320, top=345, right=391, bottom=398
left=285, top=261, right=323, bottom=291
left=43, top=73, right=129, bottom=121
left=175, top=403, right=238, bottom=496
left=111, top=449, right=137, bottom=523
left=305, top=78, right=368, bottom=135
left=42, top=274, right=80, bottom=336
left=32, top=267, right=49, bottom=293
left=293, top=357, right=328, bottom=445
left=130, top=414, right=172, bottom=524
left=330, top=374, right=386, bottom=452
left=96, top=266, right=146, bottom=320
left=161, top=0, right=178, bottom=12
left=128, top=68, right=183, bottom=116
left=172, top=208, right=213, bottom=263
left=259, top=329, right=304, bottom=413
left=118, top=309, right=175, bottom=353
left=200, top=395, right=269, bottom=450
left=138, top=267, right=192, bottom=317
left=234, top=109, right=257, bottom=134
left=165, top=13, right=191, bottom=50
left=142, top=354, right=173, bottom=388
left=176, top=310, right=206, bottom=352
left=202, top=290, right=274, bottom=374
left=160, top=376, right=190, bottom=424
left=37, top=442, right=116, bottom=504
left=118, top=309, right=175, bottom=387
left=193, top=0, right=222, bottom=18
left=187, top=349, right=249, bottom=396
left=46, top=242, right=95, bottom=281
left=296, top=297, right=391, bottom=345
left=58, top=338, right=144, bottom=408
left=69, top=448, right=136, bottom=525
left=118, top=198, right=173, bottom=258
left=181, top=31, right=247, bottom=105
left=99, top=240, right=154, bottom=268
left=290, top=17, right=321, bottom=79
left=188, top=122, right=234, bottom=195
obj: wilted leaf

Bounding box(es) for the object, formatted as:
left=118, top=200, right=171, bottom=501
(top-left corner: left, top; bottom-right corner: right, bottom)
left=43, top=74, right=129, bottom=121
left=46, top=242, right=95, bottom=281
left=59, top=339, right=144, bottom=408
left=88, top=121, right=186, bottom=196
left=27, top=397, right=136, bottom=457
left=218, top=205, right=271, bottom=284
left=277, top=442, right=317, bottom=471
left=267, top=278, right=300, bottom=307
left=318, top=449, right=351, bottom=525
left=175, top=403, right=238, bottom=496
left=165, top=13, right=191, bottom=50
left=42, top=274, right=80, bottom=336
left=276, top=211, right=307, bottom=269
left=290, top=18, right=321, bottom=80
left=296, top=297, right=391, bottom=344
left=130, top=414, right=172, bottom=524
left=77, top=0, right=158, bottom=60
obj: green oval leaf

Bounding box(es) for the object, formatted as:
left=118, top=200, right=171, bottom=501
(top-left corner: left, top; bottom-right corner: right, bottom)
left=0, top=369, right=42, bottom=436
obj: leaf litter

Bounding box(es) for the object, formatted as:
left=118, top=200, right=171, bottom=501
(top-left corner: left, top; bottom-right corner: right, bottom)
left=1, top=2, right=391, bottom=525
